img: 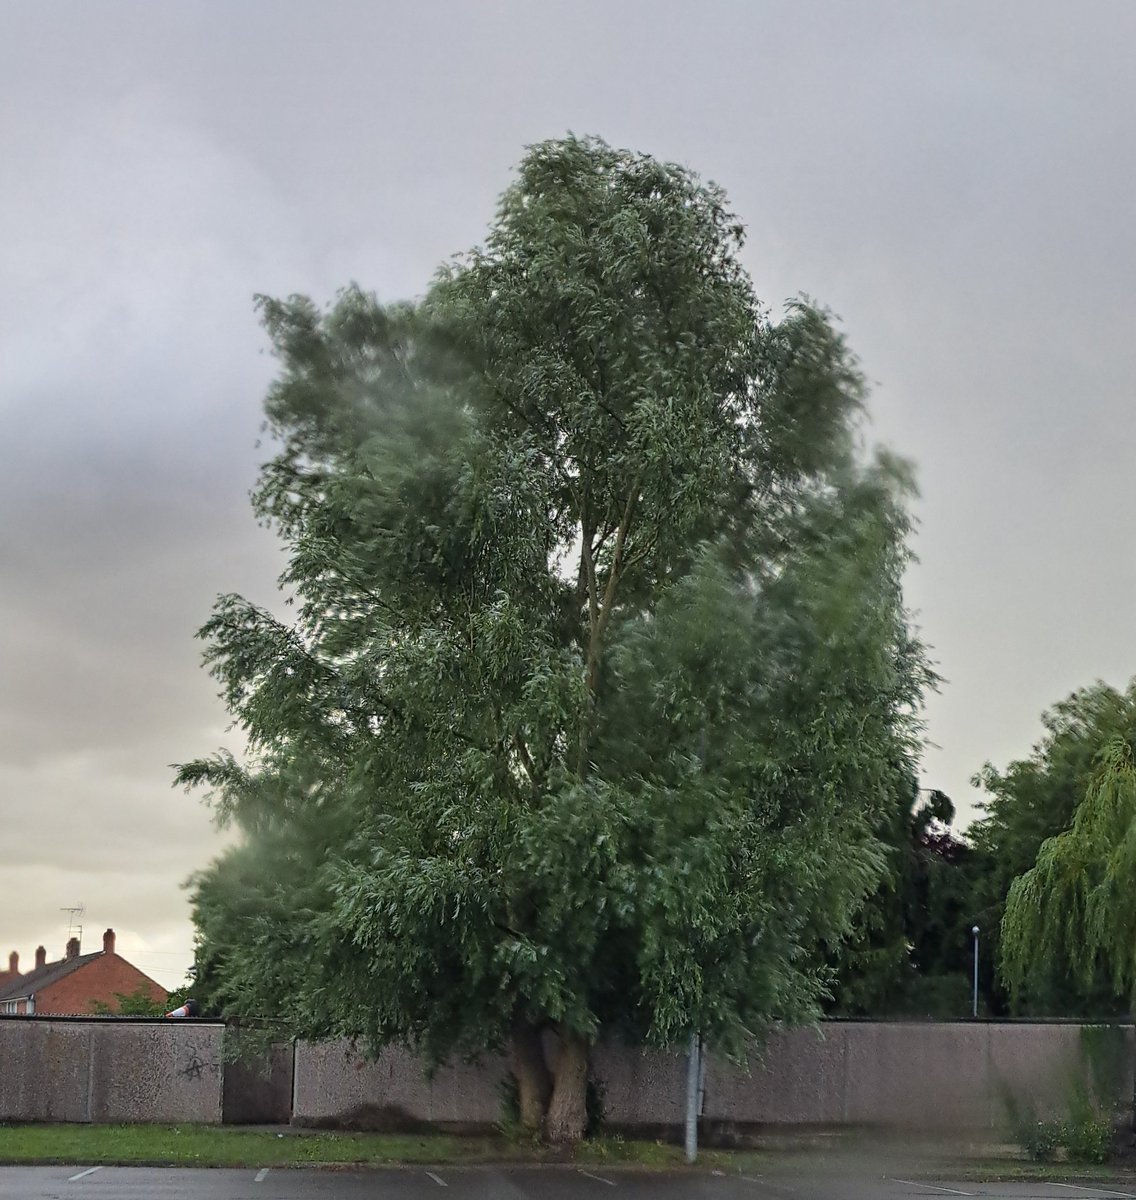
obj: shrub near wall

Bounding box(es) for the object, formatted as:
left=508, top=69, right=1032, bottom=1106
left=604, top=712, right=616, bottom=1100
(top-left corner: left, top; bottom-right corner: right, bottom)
left=1004, top=1025, right=1129, bottom=1163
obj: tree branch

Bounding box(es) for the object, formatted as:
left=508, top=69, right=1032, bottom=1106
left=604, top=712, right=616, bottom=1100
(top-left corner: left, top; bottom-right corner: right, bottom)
left=513, top=733, right=540, bottom=794
left=577, top=475, right=640, bottom=777
left=595, top=476, right=640, bottom=644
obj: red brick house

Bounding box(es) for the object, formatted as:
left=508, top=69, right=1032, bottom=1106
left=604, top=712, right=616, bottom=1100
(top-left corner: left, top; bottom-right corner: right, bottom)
left=0, top=929, right=167, bottom=1015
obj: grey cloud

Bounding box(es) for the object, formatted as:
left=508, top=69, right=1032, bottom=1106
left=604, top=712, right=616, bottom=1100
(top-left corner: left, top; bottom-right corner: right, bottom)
left=4, top=0, right=1136, bottom=977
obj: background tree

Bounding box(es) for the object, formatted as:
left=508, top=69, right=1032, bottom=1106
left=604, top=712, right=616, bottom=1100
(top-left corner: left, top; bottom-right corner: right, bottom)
left=829, top=788, right=976, bottom=1017
left=1001, top=737, right=1136, bottom=1010
left=179, top=135, right=931, bottom=1142
left=903, top=798, right=978, bottom=1014
left=973, top=681, right=1136, bottom=1015
left=89, top=977, right=192, bottom=1017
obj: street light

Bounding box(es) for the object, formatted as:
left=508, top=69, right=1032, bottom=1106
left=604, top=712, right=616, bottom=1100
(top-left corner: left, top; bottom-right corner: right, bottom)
left=684, top=1033, right=701, bottom=1163
left=971, top=925, right=980, bottom=1018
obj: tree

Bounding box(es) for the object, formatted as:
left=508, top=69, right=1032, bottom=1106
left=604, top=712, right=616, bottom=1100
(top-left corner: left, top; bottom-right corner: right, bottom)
left=830, top=789, right=976, bottom=1017
left=88, top=978, right=191, bottom=1017
left=902, top=799, right=978, bottom=1014
left=89, top=985, right=166, bottom=1017
left=179, top=135, right=930, bottom=1142
left=1001, top=734, right=1136, bottom=1010
left=973, top=681, right=1136, bottom=1015
left=1000, top=735, right=1136, bottom=1009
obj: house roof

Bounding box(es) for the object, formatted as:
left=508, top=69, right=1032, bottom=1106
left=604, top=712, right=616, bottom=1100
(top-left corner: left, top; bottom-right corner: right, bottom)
left=0, top=952, right=100, bottom=1002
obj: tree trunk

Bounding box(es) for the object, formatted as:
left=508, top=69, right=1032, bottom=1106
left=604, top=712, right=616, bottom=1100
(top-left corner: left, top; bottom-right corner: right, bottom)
left=510, top=1021, right=552, bottom=1131
left=545, top=1028, right=589, bottom=1144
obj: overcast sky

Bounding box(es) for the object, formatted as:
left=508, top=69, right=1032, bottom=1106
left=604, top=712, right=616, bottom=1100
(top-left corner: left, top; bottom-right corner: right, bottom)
left=3, top=1, right=1135, bottom=989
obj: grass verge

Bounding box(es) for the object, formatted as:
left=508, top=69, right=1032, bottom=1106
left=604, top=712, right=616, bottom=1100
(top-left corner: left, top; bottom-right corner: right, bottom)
left=7, top=1125, right=1135, bottom=1181
left=0, top=1124, right=767, bottom=1171
left=937, top=1160, right=1136, bottom=1183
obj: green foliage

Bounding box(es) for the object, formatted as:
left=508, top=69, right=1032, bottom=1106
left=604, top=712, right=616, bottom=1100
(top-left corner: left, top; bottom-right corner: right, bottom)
left=1009, top=1109, right=1113, bottom=1166
left=1002, top=1026, right=1123, bottom=1164
left=1062, top=1030, right=1121, bottom=1164
left=1001, top=737, right=1136, bottom=1007
left=829, top=789, right=977, bottom=1017
left=584, top=1077, right=606, bottom=1140
left=1078, top=1023, right=1128, bottom=1110
left=89, top=985, right=169, bottom=1017
left=496, top=1074, right=526, bottom=1138
left=0, top=1122, right=765, bottom=1170
left=177, top=135, right=930, bottom=1133
left=1017, top=1120, right=1063, bottom=1163
left=1062, top=1115, right=1114, bottom=1164
left=164, top=978, right=194, bottom=1014
left=974, top=681, right=1136, bottom=1015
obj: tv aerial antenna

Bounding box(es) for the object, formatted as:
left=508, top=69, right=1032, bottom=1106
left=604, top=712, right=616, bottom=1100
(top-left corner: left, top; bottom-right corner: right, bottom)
left=61, top=903, right=85, bottom=950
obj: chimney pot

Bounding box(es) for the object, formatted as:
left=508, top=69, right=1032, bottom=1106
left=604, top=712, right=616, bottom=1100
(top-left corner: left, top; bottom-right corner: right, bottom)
left=65, top=937, right=80, bottom=960
left=35, top=946, right=46, bottom=969
left=102, top=928, right=115, bottom=956
left=7, top=951, right=16, bottom=975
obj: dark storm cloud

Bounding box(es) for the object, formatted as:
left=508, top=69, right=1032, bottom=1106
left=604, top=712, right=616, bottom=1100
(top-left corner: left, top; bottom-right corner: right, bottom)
left=3, top=0, right=1136, bottom=983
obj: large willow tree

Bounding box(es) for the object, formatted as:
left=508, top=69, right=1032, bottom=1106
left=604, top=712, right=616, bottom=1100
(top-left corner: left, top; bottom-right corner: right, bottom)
left=976, top=682, right=1136, bottom=1015
left=1002, top=736, right=1136, bottom=1007
left=179, top=135, right=930, bottom=1142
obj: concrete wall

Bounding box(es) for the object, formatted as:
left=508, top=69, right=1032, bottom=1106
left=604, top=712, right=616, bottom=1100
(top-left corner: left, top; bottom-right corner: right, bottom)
left=223, top=1041, right=294, bottom=1125
left=701, top=1023, right=1133, bottom=1134
left=0, top=1018, right=1129, bottom=1133
left=594, top=1042, right=690, bottom=1132
left=292, top=1041, right=509, bottom=1130
left=292, top=1023, right=1136, bottom=1134
left=0, top=1018, right=223, bottom=1124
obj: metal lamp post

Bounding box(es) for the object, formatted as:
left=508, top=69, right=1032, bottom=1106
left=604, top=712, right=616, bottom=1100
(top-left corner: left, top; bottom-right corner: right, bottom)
left=971, top=925, right=980, bottom=1018
left=685, top=722, right=709, bottom=1163
left=684, top=1033, right=701, bottom=1162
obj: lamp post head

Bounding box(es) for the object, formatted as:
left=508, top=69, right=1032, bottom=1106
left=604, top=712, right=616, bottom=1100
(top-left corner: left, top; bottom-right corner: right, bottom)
left=972, top=925, right=980, bottom=936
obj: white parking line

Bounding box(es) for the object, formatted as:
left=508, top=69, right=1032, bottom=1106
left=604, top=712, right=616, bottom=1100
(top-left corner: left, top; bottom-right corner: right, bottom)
left=425, top=1171, right=448, bottom=1187
left=890, top=1180, right=976, bottom=1196
left=578, top=1167, right=617, bottom=1186
left=1050, top=1185, right=1136, bottom=1199
left=254, top=1167, right=269, bottom=1182
left=68, top=1166, right=103, bottom=1182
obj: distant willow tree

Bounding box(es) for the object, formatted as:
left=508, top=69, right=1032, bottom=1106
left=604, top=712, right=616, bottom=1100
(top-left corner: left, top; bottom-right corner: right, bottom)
left=178, top=134, right=930, bottom=1143
left=977, top=681, right=1136, bottom=1015
left=1002, top=736, right=1136, bottom=1007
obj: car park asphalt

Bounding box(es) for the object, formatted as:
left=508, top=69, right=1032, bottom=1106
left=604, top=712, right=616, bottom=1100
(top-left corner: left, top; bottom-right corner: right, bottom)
left=3, top=1166, right=1136, bottom=1200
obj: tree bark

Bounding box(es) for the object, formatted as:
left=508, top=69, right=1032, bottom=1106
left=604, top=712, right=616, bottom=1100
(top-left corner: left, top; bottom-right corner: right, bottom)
left=510, top=1021, right=552, bottom=1131
left=545, top=1028, right=590, bottom=1144
left=575, top=478, right=640, bottom=779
